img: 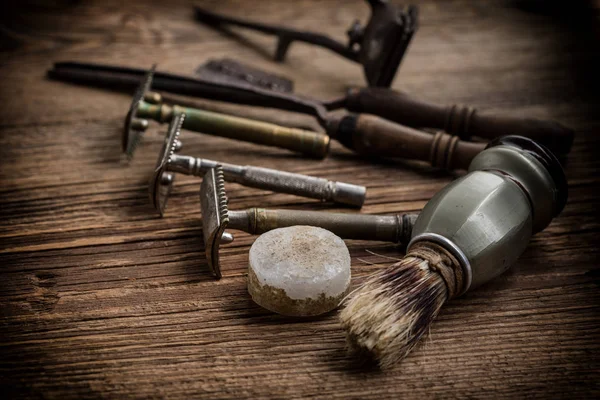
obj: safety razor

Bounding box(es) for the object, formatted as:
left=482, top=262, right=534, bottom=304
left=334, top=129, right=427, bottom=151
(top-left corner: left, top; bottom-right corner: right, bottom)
left=200, top=165, right=418, bottom=278
left=150, top=113, right=366, bottom=216
left=123, top=66, right=330, bottom=159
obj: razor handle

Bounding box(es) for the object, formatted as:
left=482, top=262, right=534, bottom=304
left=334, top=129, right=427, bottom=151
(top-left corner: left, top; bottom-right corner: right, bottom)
left=227, top=209, right=418, bottom=245
left=344, top=87, right=574, bottom=155
left=225, top=166, right=365, bottom=208
left=327, top=114, right=485, bottom=171
left=137, top=102, right=330, bottom=159
left=170, top=155, right=366, bottom=208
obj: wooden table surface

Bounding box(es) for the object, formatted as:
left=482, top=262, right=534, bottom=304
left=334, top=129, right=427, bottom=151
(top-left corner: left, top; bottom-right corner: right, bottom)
left=1, top=0, right=599, bottom=398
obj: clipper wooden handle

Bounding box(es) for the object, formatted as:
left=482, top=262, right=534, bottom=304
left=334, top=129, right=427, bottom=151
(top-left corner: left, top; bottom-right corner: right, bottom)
left=344, top=87, right=574, bottom=155
left=328, top=114, right=485, bottom=171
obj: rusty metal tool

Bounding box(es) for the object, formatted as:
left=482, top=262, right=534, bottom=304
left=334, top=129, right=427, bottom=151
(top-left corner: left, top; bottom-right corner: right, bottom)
left=124, top=66, right=330, bottom=159
left=200, top=165, right=417, bottom=278
left=48, top=61, right=573, bottom=156
left=194, top=1, right=418, bottom=87
left=150, top=113, right=366, bottom=216
left=195, top=58, right=294, bottom=92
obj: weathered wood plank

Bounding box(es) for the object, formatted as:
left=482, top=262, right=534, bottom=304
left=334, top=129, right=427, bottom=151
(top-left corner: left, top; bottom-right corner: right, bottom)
left=1, top=0, right=599, bottom=398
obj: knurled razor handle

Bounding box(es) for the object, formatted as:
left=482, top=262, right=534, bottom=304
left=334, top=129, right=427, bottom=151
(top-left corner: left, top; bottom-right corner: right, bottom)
left=344, top=87, right=574, bottom=155
left=228, top=208, right=418, bottom=244
left=137, top=101, right=330, bottom=159
left=171, top=155, right=366, bottom=207
left=228, top=166, right=365, bottom=208
left=327, top=113, right=485, bottom=171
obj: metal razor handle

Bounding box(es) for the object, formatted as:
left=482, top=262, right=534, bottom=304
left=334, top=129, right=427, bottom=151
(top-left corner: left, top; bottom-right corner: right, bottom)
left=228, top=208, right=418, bottom=244
left=169, top=155, right=366, bottom=207
left=137, top=101, right=330, bottom=159
left=233, top=167, right=365, bottom=208
left=344, top=87, right=574, bottom=155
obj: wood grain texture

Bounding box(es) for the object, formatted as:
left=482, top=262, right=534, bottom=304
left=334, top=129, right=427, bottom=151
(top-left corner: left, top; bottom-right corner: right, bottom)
left=1, top=0, right=599, bottom=398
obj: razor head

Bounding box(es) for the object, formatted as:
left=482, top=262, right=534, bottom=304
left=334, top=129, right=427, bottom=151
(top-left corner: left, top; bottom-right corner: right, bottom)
left=200, top=165, right=230, bottom=279
left=123, top=64, right=156, bottom=158
left=149, top=112, right=185, bottom=216
left=359, top=2, right=418, bottom=87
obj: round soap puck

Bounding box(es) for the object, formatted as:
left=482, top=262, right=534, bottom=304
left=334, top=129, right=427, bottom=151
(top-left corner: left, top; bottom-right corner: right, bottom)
left=248, top=225, right=351, bottom=317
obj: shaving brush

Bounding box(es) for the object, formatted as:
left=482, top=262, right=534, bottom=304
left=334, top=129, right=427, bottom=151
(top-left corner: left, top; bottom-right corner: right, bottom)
left=340, top=136, right=568, bottom=368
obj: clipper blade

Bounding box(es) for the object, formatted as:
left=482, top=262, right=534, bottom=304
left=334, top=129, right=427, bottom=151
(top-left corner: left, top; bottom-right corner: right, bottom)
left=123, top=64, right=156, bottom=158
left=200, top=165, right=230, bottom=279
left=149, top=113, right=185, bottom=216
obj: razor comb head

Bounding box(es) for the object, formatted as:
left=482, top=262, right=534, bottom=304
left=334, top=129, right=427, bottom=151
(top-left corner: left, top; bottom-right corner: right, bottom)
left=149, top=113, right=185, bottom=216
left=200, top=165, right=229, bottom=279
left=123, top=64, right=156, bottom=157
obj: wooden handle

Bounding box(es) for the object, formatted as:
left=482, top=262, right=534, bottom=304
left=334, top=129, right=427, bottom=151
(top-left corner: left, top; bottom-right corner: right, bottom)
left=327, top=114, right=485, bottom=171
left=344, top=87, right=574, bottom=155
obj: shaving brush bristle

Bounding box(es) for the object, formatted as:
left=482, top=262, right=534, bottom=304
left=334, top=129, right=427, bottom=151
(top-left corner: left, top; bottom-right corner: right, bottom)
left=339, top=241, right=463, bottom=368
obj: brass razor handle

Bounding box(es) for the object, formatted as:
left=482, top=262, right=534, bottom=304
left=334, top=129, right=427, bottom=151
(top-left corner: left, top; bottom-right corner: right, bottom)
left=137, top=101, right=330, bottom=159
left=228, top=208, right=418, bottom=244
left=344, top=87, right=574, bottom=155
left=327, top=114, right=485, bottom=171
left=169, top=155, right=366, bottom=207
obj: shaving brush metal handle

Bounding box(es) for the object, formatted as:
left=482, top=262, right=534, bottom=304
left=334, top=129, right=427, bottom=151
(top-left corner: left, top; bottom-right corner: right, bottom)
left=327, top=114, right=485, bottom=170
left=339, top=136, right=567, bottom=368
left=344, top=87, right=574, bottom=155
left=137, top=102, right=330, bottom=159
left=228, top=208, right=418, bottom=244
left=409, top=135, right=568, bottom=294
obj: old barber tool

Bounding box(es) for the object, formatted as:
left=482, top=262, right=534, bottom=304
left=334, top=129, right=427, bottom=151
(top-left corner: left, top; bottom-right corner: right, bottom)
left=335, top=87, right=575, bottom=155
left=200, top=165, right=417, bottom=278
left=194, top=1, right=418, bottom=87
left=124, top=66, right=330, bottom=159
left=151, top=113, right=366, bottom=216
left=125, top=67, right=484, bottom=170
left=49, top=62, right=573, bottom=156
left=195, top=58, right=294, bottom=92
left=341, top=135, right=568, bottom=368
